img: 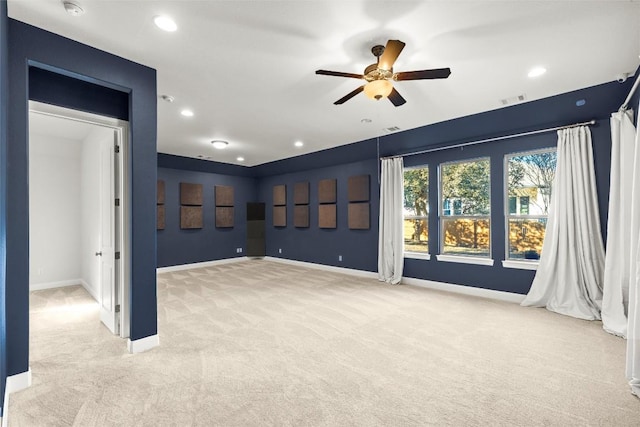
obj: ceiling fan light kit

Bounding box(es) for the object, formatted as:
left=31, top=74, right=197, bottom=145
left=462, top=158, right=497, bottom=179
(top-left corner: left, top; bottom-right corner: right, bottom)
left=316, top=39, right=451, bottom=107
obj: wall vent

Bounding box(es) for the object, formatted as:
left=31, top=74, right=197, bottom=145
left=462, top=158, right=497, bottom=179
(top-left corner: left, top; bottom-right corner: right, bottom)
left=384, top=126, right=401, bottom=132
left=500, top=94, right=526, bottom=106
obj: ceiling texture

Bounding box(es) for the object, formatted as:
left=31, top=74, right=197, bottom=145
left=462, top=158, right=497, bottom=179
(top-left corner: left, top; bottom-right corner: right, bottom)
left=8, top=1, right=640, bottom=166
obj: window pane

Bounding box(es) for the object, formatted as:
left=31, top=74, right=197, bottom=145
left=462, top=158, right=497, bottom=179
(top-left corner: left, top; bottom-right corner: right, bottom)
left=441, top=159, right=490, bottom=216
left=442, top=218, right=490, bottom=257
left=404, top=218, right=428, bottom=253
left=404, top=167, right=429, bottom=253
left=508, top=151, right=557, bottom=215
left=507, top=218, right=548, bottom=259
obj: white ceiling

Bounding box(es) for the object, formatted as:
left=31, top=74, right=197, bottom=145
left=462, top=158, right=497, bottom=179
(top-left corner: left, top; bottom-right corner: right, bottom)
left=9, top=1, right=640, bottom=166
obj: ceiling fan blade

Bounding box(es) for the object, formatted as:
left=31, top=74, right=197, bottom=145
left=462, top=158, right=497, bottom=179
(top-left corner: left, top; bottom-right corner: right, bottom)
left=316, top=70, right=364, bottom=79
left=394, top=68, right=451, bottom=81
left=388, top=87, right=406, bottom=107
left=378, top=40, right=405, bottom=71
left=334, top=85, right=365, bottom=105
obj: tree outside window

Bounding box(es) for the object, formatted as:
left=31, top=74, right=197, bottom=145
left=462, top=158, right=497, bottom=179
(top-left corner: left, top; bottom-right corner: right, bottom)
left=440, top=158, right=491, bottom=257
left=403, top=167, right=429, bottom=254
left=506, top=149, right=557, bottom=260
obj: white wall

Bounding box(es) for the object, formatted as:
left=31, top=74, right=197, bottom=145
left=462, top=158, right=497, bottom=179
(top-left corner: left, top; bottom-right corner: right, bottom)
left=80, top=127, right=112, bottom=300
left=29, top=134, right=83, bottom=287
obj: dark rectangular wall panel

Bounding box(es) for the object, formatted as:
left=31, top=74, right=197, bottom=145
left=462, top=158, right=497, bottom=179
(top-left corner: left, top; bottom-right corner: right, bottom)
left=348, top=175, right=370, bottom=202
left=157, top=180, right=165, bottom=205
left=273, top=205, right=286, bottom=227
left=273, top=184, right=286, bottom=206
left=157, top=205, right=165, bottom=230
left=319, top=204, right=337, bottom=229
left=318, top=179, right=337, bottom=204
left=247, top=202, right=266, bottom=257
left=247, top=202, right=266, bottom=221
left=294, top=181, right=309, bottom=205
left=215, top=207, right=234, bottom=228
left=348, top=202, right=370, bottom=230
left=215, top=185, right=234, bottom=207
left=180, top=206, right=203, bottom=229
left=180, top=182, right=203, bottom=206
left=294, top=205, right=309, bottom=228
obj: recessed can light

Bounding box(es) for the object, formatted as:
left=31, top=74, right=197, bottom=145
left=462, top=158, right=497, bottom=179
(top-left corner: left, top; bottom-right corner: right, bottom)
left=361, top=118, right=372, bottom=123
left=160, top=94, right=175, bottom=103
left=237, top=157, right=245, bottom=162
left=211, top=140, right=228, bottom=149
left=294, top=141, right=303, bottom=147
left=528, top=66, right=547, bottom=78
left=154, top=15, right=177, bottom=32
left=63, top=1, right=85, bottom=16
left=180, top=109, right=194, bottom=117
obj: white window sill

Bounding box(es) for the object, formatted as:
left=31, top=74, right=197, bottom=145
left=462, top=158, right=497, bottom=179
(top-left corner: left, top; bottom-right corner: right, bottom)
left=502, top=260, right=539, bottom=270
left=404, top=252, right=431, bottom=260
left=436, top=254, right=494, bottom=266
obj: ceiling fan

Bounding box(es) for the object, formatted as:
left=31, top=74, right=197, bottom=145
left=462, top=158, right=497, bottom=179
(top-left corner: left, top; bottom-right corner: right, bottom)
left=316, top=39, right=451, bottom=107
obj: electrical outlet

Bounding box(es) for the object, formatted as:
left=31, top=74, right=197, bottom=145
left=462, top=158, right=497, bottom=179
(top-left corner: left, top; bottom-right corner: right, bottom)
left=278, top=248, right=282, bottom=254
left=338, top=255, right=342, bottom=262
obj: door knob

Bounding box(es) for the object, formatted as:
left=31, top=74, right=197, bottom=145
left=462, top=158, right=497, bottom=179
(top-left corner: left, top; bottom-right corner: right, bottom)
left=95, top=251, right=102, bottom=256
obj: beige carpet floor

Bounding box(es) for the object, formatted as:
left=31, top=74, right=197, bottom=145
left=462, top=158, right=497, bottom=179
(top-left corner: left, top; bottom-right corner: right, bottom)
left=8, top=259, right=639, bottom=426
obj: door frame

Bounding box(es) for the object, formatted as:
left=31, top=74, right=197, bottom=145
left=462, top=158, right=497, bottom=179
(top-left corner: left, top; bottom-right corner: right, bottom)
left=28, top=100, right=131, bottom=339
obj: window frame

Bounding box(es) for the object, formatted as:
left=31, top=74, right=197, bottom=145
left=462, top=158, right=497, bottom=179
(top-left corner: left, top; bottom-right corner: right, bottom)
left=437, top=157, right=492, bottom=264
left=503, top=147, right=557, bottom=269
left=403, top=165, right=430, bottom=260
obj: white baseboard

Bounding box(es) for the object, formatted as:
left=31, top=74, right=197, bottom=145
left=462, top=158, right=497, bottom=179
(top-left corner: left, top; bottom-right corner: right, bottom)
left=157, top=257, right=246, bottom=274
left=264, top=257, right=524, bottom=304
left=2, top=369, right=32, bottom=427
left=79, top=279, right=99, bottom=303
left=29, top=279, right=82, bottom=292
left=127, top=334, right=159, bottom=353
left=264, top=256, right=379, bottom=279
left=401, top=277, right=526, bottom=304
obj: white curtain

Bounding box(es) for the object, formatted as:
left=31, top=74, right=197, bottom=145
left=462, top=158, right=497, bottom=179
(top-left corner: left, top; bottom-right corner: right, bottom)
left=521, top=126, right=605, bottom=320
left=378, top=157, right=404, bottom=284
left=602, top=110, right=636, bottom=338
left=626, top=103, right=640, bottom=397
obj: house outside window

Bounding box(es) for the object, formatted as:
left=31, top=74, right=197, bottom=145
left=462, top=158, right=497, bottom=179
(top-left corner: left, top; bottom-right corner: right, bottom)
left=403, top=167, right=429, bottom=255
left=439, top=158, right=491, bottom=258
left=505, top=148, right=557, bottom=261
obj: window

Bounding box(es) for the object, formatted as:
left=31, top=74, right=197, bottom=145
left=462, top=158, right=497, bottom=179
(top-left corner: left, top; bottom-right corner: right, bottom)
left=505, top=148, right=557, bottom=261
left=439, top=158, right=491, bottom=258
left=403, top=167, right=429, bottom=255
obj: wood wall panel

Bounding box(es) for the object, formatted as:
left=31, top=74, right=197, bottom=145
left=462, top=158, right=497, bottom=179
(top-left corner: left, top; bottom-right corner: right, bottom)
left=318, top=179, right=337, bottom=204
left=273, top=206, right=287, bottom=227
left=157, top=180, right=165, bottom=205
left=294, top=182, right=309, bottom=205
left=180, top=182, right=203, bottom=206
left=294, top=205, right=309, bottom=228
left=215, top=185, right=234, bottom=207
left=318, top=204, right=337, bottom=229
left=215, top=207, right=234, bottom=228
left=157, top=205, right=165, bottom=230
left=348, top=175, right=370, bottom=202
left=348, top=202, right=370, bottom=230
left=273, top=185, right=286, bottom=206
left=180, top=206, right=203, bottom=229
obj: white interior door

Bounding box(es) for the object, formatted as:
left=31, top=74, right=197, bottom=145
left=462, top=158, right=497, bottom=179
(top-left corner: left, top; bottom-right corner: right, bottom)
left=99, top=132, right=118, bottom=334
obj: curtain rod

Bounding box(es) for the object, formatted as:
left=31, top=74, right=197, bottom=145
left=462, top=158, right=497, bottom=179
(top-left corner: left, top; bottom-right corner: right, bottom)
left=380, top=119, right=596, bottom=160
left=620, top=74, right=640, bottom=112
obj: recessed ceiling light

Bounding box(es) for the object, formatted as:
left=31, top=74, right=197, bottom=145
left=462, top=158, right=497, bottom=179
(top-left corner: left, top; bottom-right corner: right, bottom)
left=294, top=141, right=303, bottom=148
left=211, top=140, right=228, bottom=149
left=160, top=94, right=175, bottom=103
left=361, top=118, right=372, bottom=123
left=528, top=66, right=547, bottom=78
left=180, top=109, right=194, bottom=117
left=154, top=15, right=177, bottom=32
left=237, top=157, right=245, bottom=162
left=63, top=1, right=85, bottom=16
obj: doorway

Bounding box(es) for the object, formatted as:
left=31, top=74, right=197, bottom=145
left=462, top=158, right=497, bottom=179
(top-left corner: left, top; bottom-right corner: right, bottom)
left=28, top=101, right=130, bottom=338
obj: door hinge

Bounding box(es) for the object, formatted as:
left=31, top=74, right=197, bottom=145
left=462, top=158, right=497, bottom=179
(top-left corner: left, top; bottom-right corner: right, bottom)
left=115, top=198, right=120, bottom=207
left=115, top=251, right=121, bottom=260
left=115, top=304, right=120, bottom=313
left=114, top=145, right=120, bottom=154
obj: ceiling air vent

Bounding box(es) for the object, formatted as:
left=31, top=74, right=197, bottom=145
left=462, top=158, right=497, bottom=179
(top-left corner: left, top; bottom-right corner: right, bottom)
left=384, top=126, right=401, bottom=132
left=500, top=94, right=526, bottom=106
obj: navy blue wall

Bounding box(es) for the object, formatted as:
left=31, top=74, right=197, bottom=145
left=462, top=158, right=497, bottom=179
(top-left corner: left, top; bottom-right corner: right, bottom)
left=157, top=164, right=257, bottom=267
left=0, top=0, right=8, bottom=415
left=258, top=159, right=379, bottom=271
left=6, top=20, right=158, bottom=381
left=253, top=81, right=629, bottom=294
